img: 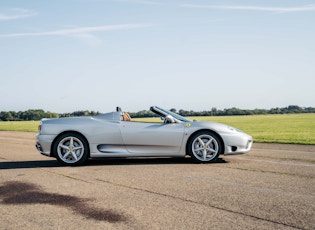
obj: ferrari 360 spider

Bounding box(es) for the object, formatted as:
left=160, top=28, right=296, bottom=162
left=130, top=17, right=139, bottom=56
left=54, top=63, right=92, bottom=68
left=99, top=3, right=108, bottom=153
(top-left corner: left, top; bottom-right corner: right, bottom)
left=36, top=106, right=253, bottom=166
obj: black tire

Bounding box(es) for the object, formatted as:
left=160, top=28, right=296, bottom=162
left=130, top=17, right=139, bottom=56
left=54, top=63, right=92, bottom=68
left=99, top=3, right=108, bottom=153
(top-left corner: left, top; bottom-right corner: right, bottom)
left=188, top=131, right=223, bottom=163
left=53, top=132, right=89, bottom=166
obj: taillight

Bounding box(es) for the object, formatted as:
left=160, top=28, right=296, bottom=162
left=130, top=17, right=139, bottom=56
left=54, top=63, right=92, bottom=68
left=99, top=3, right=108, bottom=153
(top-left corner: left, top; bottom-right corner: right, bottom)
left=38, top=125, right=42, bottom=133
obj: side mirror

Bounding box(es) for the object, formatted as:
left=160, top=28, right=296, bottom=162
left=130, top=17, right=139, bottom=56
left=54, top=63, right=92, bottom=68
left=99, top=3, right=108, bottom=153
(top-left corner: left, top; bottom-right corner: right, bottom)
left=164, top=115, right=175, bottom=124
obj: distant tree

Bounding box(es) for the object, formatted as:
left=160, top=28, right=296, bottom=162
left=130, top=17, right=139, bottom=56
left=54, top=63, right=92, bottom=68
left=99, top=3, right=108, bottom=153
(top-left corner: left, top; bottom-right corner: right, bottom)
left=44, top=112, right=59, bottom=118
left=178, top=109, right=188, bottom=116
left=0, top=112, right=13, bottom=121
left=211, top=107, right=217, bottom=116
left=305, top=107, right=315, bottom=113
left=287, top=105, right=303, bottom=113
left=129, top=110, right=156, bottom=118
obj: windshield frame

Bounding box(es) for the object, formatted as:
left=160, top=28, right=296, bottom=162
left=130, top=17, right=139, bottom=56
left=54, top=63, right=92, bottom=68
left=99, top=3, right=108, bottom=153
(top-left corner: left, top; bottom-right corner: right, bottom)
left=151, top=106, right=192, bottom=123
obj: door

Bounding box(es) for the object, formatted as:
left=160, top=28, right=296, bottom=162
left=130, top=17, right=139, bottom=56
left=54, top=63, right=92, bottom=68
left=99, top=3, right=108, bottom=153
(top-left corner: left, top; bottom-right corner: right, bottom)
left=119, top=122, right=185, bottom=155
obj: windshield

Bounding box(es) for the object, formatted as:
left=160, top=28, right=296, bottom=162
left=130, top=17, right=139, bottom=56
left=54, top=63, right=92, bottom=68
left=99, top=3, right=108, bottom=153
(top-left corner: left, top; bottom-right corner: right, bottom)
left=156, top=107, right=191, bottom=122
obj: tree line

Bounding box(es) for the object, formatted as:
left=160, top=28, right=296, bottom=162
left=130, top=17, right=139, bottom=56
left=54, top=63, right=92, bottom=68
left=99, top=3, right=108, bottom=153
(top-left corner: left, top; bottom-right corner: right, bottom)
left=0, top=109, right=100, bottom=121
left=129, top=105, right=315, bottom=118
left=1, top=105, right=314, bottom=121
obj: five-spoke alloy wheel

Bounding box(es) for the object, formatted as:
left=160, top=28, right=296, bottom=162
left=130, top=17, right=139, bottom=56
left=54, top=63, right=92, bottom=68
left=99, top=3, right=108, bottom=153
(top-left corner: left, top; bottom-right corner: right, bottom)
left=53, top=132, right=89, bottom=166
left=188, top=131, right=222, bottom=163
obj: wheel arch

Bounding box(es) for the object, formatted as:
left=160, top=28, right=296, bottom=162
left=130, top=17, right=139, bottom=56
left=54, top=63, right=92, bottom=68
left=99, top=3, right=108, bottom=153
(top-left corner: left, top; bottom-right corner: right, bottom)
left=50, top=131, right=90, bottom=158
left=185, top=129, right=225, bottom=155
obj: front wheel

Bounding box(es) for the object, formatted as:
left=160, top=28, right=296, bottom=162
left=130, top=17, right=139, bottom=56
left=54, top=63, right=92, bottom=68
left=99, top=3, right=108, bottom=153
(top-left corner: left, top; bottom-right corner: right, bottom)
left=53, top=132, right=89, bottom=166
left=188, top=131, right=223, bottom=163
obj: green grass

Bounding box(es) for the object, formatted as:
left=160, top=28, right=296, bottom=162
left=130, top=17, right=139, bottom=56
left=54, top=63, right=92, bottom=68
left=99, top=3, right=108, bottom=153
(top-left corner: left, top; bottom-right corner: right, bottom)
left=135, top=114, right=315, bottom=145
left=1, top=114, right=314, bottom=144
left=0, top=121, right=39, bottom=132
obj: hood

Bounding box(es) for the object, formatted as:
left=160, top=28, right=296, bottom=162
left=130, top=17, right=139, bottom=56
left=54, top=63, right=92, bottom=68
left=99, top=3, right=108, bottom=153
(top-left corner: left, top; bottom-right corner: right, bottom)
left=191, top=121, right=245, bottom=134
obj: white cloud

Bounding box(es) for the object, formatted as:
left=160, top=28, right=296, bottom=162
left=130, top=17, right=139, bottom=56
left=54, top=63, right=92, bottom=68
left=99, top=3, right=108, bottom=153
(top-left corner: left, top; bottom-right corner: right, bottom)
left=181, top=4, right=315, bottom=13
left=0, top=24, right=152, bottom=37
left=69, top=33, right=103, bottom=46
left=111, top=0, right=163, bottom=5
left=0, top=8, right=36, bottom=21
left=0, top=24, right=153, bottom=44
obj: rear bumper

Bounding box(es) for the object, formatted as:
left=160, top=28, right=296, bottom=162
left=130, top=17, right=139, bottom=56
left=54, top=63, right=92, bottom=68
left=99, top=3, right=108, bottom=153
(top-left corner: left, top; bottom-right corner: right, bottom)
left=35, top=133, right=55, bottom=157
left=35, top=142, right=50, bottom=156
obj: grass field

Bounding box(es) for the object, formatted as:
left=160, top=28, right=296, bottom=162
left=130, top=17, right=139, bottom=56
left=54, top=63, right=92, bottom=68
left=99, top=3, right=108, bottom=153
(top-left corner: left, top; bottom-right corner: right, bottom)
left=0, top=114, right=314, bottom=144
left=190, top=114, right=315, bottom=145
left=0, top=121, right=39, bottom=132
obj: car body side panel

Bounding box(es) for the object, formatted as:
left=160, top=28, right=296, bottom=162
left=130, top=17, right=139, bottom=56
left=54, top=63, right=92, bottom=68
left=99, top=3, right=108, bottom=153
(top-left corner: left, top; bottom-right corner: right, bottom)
left=119, top=122, right=185, bottom=155
left=86, top=120, right=126, bottom=155
left=182, top=121, right=253, bottom=155
left=38, top=114, right=126, bottom=157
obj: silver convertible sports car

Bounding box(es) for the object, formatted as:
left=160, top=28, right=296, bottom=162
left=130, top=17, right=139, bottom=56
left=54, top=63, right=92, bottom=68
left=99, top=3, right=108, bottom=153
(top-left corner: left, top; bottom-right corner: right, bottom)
left=36, top=106, right=253, bottom=166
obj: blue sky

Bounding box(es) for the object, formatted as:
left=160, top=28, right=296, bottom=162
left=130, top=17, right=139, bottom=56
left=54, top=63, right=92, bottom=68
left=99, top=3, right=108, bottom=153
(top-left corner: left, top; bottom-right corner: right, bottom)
left=1, top=0, right=314, bottom=113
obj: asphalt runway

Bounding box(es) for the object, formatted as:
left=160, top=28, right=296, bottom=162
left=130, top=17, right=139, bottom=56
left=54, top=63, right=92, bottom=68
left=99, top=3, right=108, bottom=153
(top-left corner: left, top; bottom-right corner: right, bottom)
left=0, top=131, right=314, bottom=229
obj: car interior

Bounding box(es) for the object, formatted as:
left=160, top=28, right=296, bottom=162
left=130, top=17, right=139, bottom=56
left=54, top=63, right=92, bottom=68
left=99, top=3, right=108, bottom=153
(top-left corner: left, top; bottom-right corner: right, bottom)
left=117, top=107, right=131, bottom=121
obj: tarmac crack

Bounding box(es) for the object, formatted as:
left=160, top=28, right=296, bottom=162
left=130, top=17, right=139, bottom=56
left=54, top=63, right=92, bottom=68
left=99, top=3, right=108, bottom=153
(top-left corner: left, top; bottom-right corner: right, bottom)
left=235, top=157, right=315, bottom=167
left=246, top=154, right=315, bottom=164
left=95, top=178, right=303, bottom=229
left=221, top=165, right=315, bottom=179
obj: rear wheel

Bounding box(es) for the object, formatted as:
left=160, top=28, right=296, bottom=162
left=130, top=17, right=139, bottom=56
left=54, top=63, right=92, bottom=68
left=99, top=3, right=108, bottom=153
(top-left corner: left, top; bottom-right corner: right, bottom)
left=53, top=132, right=88, bottom=166
left=188, top=131, right=222, bottom=163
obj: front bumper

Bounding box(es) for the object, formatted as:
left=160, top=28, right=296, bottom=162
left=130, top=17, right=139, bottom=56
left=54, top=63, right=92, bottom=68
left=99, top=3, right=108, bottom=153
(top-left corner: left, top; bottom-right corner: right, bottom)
left=221, top=132, right=253, bottom=155
left=225, top=139, right=253, bottom=155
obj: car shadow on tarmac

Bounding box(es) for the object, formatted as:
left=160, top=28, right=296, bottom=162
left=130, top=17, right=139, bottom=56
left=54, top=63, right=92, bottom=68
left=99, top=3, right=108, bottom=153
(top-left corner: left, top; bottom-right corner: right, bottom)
left=0, top=157, right=228, bottom=170
left=0, top=181, right=127, bottom=222
left=87, top=157, right=228, bottom=166
left=0, top=160, right=60, bottom=169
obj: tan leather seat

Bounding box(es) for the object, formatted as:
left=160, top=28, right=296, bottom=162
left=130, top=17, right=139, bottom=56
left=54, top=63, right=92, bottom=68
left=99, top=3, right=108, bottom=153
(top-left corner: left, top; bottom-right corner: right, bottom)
left=122, top=113, right=131, bottom=121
